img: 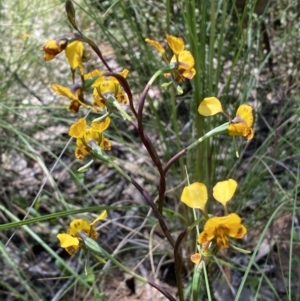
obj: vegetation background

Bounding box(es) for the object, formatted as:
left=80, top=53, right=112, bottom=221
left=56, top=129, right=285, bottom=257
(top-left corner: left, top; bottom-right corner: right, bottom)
left=0, top=0, right=299, bottom=300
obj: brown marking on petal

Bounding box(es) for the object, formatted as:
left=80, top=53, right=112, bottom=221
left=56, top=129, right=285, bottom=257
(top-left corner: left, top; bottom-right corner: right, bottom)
left=178, top=61, right=190, bottom=69
left=216, top=234, right=229, bottom=249
left=65, top=245, right=78, bottom=255
left=68, top=100, right=80, bottom=113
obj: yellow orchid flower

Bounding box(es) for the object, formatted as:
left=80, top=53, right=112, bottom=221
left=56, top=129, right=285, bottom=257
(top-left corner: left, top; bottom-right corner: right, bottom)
left=145, top=34, right=196, bottom=81
left=92, top=69, right=129, bottom=109
left=57, top=211, right=107, bottom=255
left=69, top=118, right=111, bottom=160
left=42, top=38, right=85, bottom=75
left=168, top=50, right=196, bottom=81
left=228, top=104, right=254, bottom=140
left=197, top=213, right=247, bottom=249
left=198, top=97, right=254, bottom=140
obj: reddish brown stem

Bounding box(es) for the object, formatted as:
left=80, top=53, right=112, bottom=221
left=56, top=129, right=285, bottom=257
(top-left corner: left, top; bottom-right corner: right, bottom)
left=147, top=280, right=177, bottom=301
left=163, top=149, right=187, bottom=176
left=137, top=84, right=166, bottom=213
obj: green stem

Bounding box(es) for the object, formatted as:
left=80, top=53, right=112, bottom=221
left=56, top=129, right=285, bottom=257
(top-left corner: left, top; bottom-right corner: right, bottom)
left=80, top=233, right=147, bottom=283
left=192, top=263, right=202, bottom=301
left=170, top=87, right=185, bottom=177
left=109, top=160, right=131, bottom=182
left=92, top=112, right=111, bottom=123
left=186, top=122, right=229, bottom=151
left=164, top=122, right=229, bottom=175
left=89, top=142, right=131, bottom=181
left=106, top=95, right=132, bottom=121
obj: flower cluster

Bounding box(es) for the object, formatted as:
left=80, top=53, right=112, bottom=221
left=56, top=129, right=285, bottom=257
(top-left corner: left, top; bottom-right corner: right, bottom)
left=145, top=34, right=196, bottom=82
left=68, top=117, right=111, bottom=160
left=181, top=179, right=247, bottom=263
left=42, top=34, right=131, bottom=160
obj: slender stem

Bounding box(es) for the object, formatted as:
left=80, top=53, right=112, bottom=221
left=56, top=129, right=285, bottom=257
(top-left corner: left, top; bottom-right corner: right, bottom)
left=170, top=86, right=185, bottom=177
left=148, top=281, right=177, bottom=301
left=92, top=112, right=110, bottom=122
left=73, top=33, right=113, bottom=72
left=131, top=179, right=175, bottom=248
left=137, top=83, right=166, bottom=213
left=109, top=161, right=131, bottom=182
left=93, top=245, right=147, bottom=283
left=81, top=233, right=177, bottom=301
left=136, top=68, right=177, bottom=213
left=174, top=229, right=188, bottom=301
left=164, top=123, right=228, bottom=176
left=192, top=263, right=202, bottom=301
left=186, top=122, right=228, bottom=151
left=163, top=149, right=187, bottom=176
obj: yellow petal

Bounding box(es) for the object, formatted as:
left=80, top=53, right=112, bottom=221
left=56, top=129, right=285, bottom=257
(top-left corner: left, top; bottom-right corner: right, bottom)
left=182, top=68, right=196, bottom=80
left=213, top=179, right=237, bottom=207
left=67, top=219, right=91, bottom=236
left=92, top=76, right=105, bottom=87
left=90, top=210, right=108, bottom=225
left=57, top=233, right=79, bottom=248
left=116, top=86, right=128, bottom=104
left=198, top=97, right=223, bottom=116
left=91, top=117, right=110, bottom=132
left=99, top=79, right=117, bottom=95
left=224, top=213, right=244, bottom=235
left=197, top=229, right=215, bottom=244
left=65, top=41, right=84, bottom=74
left=236, top=104, right=254, bottom=127
left=120, top=69, right=129, bottom=78
left=198, top=214, right=246, bottom=249
left=233, top=224, right=247, bottom=238
left=84, top=69, right=102, bottom=80
left=228, top=104, right=254, bottom=140
left=166, top=34, right=184, bottom=54
left=145, top=38, right=165, bottom=54
left=176, top=51, right=195, bottom=69
left=68, top=100, right=81, bottom=113
left=190, top=253, right=202, bottom=264
left=75, top=146, right=89, bottom=160
left=52, top=84, right=78, bottom=101
left=100, top=137, right=111, bottom=151
left=69, top=118, right=87, bottom=138
left=181, top=182, right=208, bottom=211
left=216, top=233, right=230, bottom=249
left=84, top=128, right=99, bottom=142
left=228, top=123, right=254, bottom=140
